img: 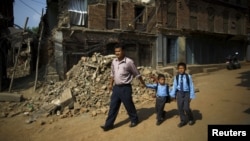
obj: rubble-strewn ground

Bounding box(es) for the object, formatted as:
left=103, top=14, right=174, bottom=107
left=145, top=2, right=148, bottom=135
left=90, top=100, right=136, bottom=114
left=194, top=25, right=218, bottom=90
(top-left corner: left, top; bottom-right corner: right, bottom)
left=0, top=59, right=250, bottom=141
left=1, top=53, right=174, bottom=122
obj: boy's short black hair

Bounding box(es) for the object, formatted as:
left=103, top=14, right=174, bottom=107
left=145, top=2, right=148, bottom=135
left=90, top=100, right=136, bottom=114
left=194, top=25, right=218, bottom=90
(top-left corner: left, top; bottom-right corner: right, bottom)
left=177, top=62, right=187, bottom=69
left=114, top=43, right=125, bottom=50
left=157, top=74, right=165, bottom=80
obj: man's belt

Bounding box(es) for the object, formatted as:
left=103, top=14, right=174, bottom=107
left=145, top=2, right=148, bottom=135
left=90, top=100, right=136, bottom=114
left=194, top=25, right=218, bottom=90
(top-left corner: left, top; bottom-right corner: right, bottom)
left=115, top=84, right=131, bottom=87
left=177, top=90, right=189, bottom=93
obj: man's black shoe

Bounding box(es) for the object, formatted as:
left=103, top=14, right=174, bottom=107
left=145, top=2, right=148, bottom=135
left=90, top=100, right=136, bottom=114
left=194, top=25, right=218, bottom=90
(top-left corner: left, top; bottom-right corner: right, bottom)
left=189, top=120, right=195, bottom=125
left=177, top=122, right=186, bottom=128
left=129, top=122, right=138, bottom=127
left=156, top=120, right=163, bottom=126
left=100, top=125, right=114, bottom=131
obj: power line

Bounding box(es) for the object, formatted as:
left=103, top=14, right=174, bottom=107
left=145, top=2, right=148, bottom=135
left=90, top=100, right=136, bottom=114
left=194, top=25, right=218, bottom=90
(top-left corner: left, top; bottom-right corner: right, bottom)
left=19, top=0, right=42, bottom=15
left=30, top=0, right=46, bottom=5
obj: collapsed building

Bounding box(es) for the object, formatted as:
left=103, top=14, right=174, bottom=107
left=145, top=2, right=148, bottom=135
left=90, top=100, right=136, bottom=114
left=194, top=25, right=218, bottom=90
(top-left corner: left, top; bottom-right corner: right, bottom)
left=0, top=0, right=38, bottom=91
left=43, top=0, right=249, bottom=80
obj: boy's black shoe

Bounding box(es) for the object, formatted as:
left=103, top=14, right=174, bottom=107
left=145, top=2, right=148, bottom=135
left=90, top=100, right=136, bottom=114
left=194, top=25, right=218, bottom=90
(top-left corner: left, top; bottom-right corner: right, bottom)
left=188, top=120, right=195, bottom=125
left=178, top=122, right=186, bottom=128
left=100, top=125, right=114, bottom=131
left=129, top=122, right=138, bottom=127
left=162, top=111, right=166, bottom=119
left=156, top=120, right=163, bottom=126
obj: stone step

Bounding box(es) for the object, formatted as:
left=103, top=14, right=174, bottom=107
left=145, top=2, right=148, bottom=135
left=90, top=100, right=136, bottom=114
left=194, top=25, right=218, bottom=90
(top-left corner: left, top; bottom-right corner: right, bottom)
left=192, top=72, right=208, bottom=78
left=0, top=92, right=23, bottom=102
left=203, top=67, right=219, bottom=73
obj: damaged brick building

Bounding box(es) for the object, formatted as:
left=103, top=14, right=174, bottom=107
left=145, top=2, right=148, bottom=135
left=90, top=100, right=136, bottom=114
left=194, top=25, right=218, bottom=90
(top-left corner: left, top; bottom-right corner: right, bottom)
left=43, top=0, right=249, bottom=79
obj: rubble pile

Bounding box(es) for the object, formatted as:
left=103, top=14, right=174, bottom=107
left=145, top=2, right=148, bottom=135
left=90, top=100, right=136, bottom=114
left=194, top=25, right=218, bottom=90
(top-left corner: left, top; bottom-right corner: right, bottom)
left=37, top=53, right=173, bottom=118
left=0, top=53, right=173, bottom=123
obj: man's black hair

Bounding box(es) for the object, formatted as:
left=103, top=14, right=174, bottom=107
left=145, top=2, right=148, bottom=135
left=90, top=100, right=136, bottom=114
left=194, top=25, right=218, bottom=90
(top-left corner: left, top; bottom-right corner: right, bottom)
left=114, top=43, right=125, bottom=50
left=157, top=74, right=165, bottom=80
left=177, top=62, right=187, bottom=70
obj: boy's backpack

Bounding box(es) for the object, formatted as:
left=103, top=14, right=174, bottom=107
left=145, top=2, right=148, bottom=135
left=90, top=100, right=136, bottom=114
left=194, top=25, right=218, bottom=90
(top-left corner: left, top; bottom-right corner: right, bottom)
left=155, top=83, right=171, bottom=103
left=176, top=73, right=190, bottom=91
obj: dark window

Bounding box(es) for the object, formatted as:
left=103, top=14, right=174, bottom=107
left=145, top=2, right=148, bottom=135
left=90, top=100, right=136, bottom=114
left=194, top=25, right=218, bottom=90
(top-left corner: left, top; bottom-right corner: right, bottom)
left=107, top=1, right=118, bottom=19
left=135, top=6, right=145, bottom=23
left=112, top=2, right=117, bottom=18
left=106, top=1, right=120, bottom=29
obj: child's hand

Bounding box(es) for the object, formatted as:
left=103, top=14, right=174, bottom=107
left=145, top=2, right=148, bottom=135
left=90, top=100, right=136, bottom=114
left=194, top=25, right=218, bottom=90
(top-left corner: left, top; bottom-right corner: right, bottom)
left=171, top=97, right=176, bottom=102
left=141, top=83, right=146, bottom=88
left=150, top=75, right=158, bottom=82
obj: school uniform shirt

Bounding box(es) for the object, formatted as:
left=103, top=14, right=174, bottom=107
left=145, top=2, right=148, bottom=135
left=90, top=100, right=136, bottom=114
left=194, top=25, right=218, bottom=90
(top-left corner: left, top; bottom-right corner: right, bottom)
left=169, top=74, right=195, bottom=99
left=111, top=57, right=141, bottom=85
left=146, top=83, right=169, bottom=97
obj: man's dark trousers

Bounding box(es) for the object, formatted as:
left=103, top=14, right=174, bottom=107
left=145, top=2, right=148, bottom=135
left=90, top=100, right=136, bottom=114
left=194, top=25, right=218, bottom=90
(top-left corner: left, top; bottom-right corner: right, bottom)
left=105, top=84, right=138, bottom=127
left=176, top=91, right=194, bottom=123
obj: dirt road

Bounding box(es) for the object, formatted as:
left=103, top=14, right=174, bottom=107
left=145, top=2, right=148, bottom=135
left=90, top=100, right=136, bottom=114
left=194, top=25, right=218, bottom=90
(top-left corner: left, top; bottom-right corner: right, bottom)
left=0, top=64, right=250, bottom=141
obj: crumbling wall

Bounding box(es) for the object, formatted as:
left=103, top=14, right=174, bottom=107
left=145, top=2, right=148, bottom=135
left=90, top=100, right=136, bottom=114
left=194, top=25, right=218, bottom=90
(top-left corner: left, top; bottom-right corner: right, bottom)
left=88, top=4, right=106, bottom=30
left=177, top=0, right=246, bottom=34
left=146, top=6, right=157, bottom=33
left=120, top=2, right=135, bottom=30
left=43, top=0, right=158, bottom=80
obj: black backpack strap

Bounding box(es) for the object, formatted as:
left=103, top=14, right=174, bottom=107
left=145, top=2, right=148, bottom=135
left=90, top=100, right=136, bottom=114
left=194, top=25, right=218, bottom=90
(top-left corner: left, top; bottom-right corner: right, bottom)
left=185, top=73, right=190, bottom=87
left=155, top=82, right=158, bottom=92
left=176, top=74, right=179, bottom=85
left=166, top=84, right=169, bottom=96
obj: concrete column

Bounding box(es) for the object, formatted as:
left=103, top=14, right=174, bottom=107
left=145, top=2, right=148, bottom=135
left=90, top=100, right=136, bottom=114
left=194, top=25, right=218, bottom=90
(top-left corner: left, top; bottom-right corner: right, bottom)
left=247, top=34, right=250, bottom=61
left=246, top=45, right=250, bottom=61
left=177, top=36, right=186, bottom=63
left=156, top=34, right=163, bottom=66
left=151, top=40, right=157, bottom=68
left=53, top=31, right=64, bottom=80
left=163, top=36, right=167, bottom=66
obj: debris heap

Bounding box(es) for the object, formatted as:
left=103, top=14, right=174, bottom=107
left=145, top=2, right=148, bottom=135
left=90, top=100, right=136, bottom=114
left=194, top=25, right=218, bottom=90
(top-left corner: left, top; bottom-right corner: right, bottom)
left=38, top=53, right=172, bottom=118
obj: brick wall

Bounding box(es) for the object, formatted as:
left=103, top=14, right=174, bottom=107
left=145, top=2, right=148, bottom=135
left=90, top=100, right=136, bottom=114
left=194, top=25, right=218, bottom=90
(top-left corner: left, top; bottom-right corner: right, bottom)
left=120, top=2, right=134, bottom=30
left=176, top=0, right=246, bottom=35
left=177, top=0, right=190, bottom=29
left=146, top=6, right=157, bottom=33
left=88, top=4, right=106, bottom=30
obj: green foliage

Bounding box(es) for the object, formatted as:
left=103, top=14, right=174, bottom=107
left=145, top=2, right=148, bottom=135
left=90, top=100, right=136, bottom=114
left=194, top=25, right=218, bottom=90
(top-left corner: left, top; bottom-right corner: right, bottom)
left=26, top=26, right=39, bottom=34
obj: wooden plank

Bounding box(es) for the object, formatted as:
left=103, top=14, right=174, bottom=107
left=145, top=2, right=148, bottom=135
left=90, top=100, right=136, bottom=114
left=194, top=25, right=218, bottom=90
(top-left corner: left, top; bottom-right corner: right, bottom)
left=0, top=92, right=23, bottom=102
left=34, top=9, right=44, bottom=91
left=8, top=17, right=29, bottom=92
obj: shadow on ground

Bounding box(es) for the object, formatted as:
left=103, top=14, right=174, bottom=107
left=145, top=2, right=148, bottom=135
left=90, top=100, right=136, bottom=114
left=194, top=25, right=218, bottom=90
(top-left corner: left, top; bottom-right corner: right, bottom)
left=243, top=107, right=250, bottom=114
left=114, top=107, right=155, bottom=128
left=236, top=70, right=250, bottom=90
left=193, top=109, right=203, bottom=121
left=4, top=68, right=45, bottom=92
left=113, top=107, right=203, bottom=128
